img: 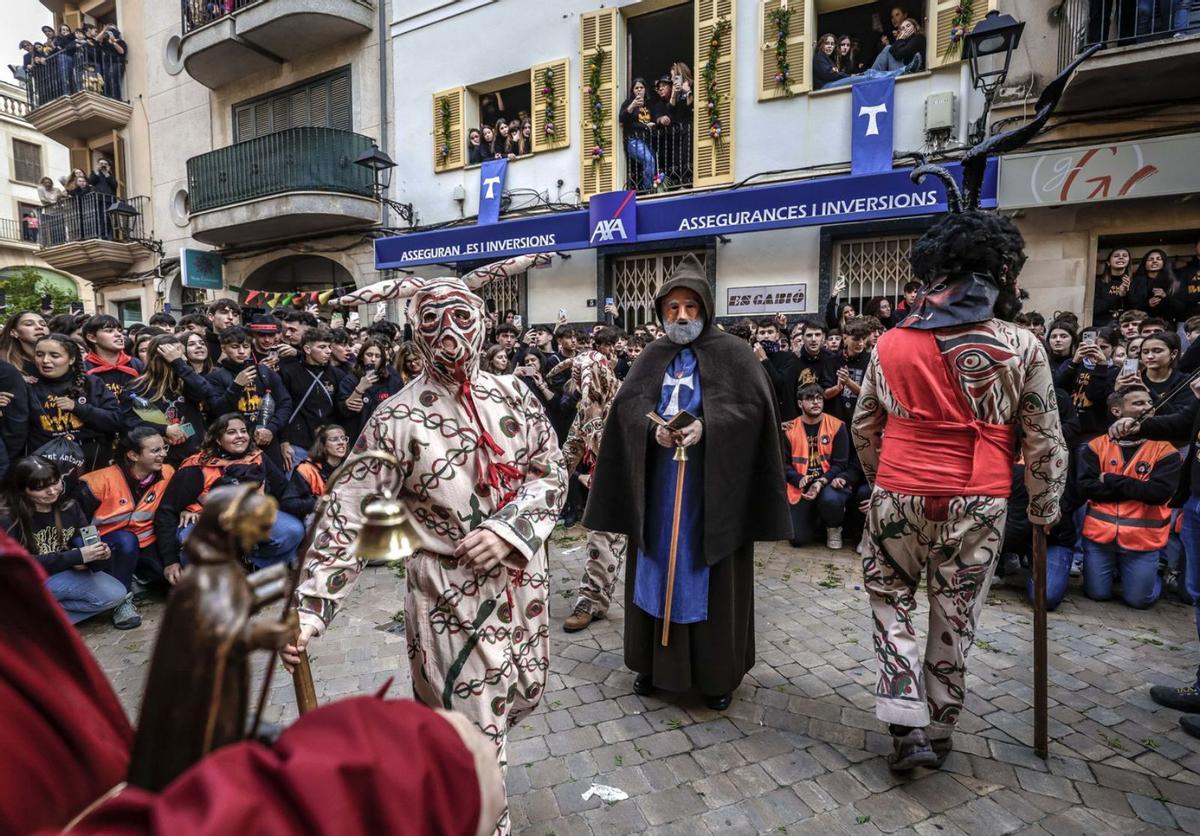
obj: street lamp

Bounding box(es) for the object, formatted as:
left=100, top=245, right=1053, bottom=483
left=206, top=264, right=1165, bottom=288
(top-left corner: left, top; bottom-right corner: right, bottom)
left=354, top=143, right=416, bottom=228
left=106, top=198, right=164, bottom=255
left=963, top=10, right=1025, bottom=144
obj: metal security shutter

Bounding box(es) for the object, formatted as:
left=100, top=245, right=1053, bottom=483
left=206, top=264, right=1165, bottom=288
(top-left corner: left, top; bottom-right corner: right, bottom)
left=612, top=250, right=710, bottom=328
left=234, top=69, right=353, bottom=141
left=833, top=234, right=921, bottom=311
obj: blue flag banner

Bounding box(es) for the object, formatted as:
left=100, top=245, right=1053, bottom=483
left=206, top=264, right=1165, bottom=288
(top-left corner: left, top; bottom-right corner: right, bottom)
left=478, top=158, right=508, bottom=225
left=851, top=78, right=895, bottom=176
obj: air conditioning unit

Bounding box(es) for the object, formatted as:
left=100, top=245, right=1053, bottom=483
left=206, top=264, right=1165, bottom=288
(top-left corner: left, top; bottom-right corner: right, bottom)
left=924, top=92, right=957, bottom=133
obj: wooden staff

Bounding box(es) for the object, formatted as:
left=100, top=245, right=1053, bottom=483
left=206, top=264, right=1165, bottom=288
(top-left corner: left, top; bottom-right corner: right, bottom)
left=292, top=637, right=318, bottom=715
left=1032, top=525, right=1049, bottom=760
left=661, top=443, right=688, bottom=646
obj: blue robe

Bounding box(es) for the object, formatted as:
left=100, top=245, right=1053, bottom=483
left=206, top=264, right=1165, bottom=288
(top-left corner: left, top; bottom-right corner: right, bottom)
left=633, top=349, right=708, bottom=623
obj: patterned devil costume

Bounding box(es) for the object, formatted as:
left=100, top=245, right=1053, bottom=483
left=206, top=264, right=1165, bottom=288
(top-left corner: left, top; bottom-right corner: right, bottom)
left=851, top=213, right=1068, bottom=748
left=295, top=255, right=565, bottom=835
left=561, top=352, right=626, bottom=619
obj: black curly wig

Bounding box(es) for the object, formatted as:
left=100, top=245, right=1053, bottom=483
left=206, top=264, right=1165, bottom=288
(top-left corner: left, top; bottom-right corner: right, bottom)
left=910, top=211, right=1028, bottom=321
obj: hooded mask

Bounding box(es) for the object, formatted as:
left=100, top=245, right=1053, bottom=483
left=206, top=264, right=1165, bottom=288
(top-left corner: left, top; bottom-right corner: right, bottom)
left=653, top=255, right=713, bottom=345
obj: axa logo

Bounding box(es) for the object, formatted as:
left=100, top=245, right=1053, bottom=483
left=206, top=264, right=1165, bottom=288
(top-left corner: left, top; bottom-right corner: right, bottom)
left=591, top=218, right=629, bottom=243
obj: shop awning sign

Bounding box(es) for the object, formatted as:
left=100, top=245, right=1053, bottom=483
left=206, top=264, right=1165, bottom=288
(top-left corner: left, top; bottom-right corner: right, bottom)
left=375, top=160, right=998, bottom=269
left=726, top=283, right=807, bottom=315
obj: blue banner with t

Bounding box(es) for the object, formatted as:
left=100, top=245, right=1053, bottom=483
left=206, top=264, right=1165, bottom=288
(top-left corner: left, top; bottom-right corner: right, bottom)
left=851, top=78, right=895, bottom=176
left=478, top=158, right=508, bottom=225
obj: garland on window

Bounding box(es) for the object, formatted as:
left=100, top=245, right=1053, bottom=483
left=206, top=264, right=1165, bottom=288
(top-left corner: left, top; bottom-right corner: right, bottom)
left=702, top=17, right=730, bottom=142
left=943, top=0, right=974, bottom=55
left=541, top=67, right=559, bottom=142
left=769, top=5, right=793, bottom=96
left=584, top=47, right=607, bottom=165
left=437, top=96, right=452, bottom=163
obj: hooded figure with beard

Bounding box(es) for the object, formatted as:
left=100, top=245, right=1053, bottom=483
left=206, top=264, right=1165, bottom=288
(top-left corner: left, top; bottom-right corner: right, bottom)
left=851, top=209, right=1068, bottom=771
left=584, top=255, right=791, bottom=710
left=291, top=255, right=565, bottom=836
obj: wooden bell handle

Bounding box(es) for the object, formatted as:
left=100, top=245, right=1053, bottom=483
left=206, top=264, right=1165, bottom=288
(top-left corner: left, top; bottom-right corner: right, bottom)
left=292, top=632, right=318, bottom=715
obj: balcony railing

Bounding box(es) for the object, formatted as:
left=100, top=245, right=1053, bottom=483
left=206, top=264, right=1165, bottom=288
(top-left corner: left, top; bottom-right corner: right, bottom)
left=1058, top=0, right=1199, bottom=70
left=0, top=89, right=29, bottom=119
left=186, top=127, right=376, bottom=213
left=181, top=0, right=374, bottom=35
left=0, top=217, right=37, bottom=244
left=38, top=193, right=147, bottom=248
left=624, top=122, right=693, bottom=195
left=24, top=50, right=127, bottom=111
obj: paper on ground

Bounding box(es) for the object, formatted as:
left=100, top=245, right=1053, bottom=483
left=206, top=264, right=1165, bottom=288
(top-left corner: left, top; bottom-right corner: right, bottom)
left=581, top=784, right=629, bottom=802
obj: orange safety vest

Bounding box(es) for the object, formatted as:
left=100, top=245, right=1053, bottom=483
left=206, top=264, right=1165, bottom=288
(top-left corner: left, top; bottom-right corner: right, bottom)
left=1081, top=436, right=1176, bottom=551
left=295, top=461, right=327, bottom=499
left=784, top=413, right=843, bottom=505
left=79, top=464, right=176, bottom=548
left=179, top=450, right=264, bottom=513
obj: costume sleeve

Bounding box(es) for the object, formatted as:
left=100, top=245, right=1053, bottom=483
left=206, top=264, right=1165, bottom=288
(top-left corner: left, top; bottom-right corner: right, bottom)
left=1018, top=338, right=1069, bottom=526
left=1138, top=398, right=1199, bottom=445
left=850, top=350, right=885, bottom=483
left=479, top=387, right=567, bottom=565
left=561, top=413, right=586, bottom=473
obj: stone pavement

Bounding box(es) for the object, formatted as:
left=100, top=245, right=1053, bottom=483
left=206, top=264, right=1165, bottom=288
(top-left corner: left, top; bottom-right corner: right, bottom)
left=82, top=528, right=1200, bottom=835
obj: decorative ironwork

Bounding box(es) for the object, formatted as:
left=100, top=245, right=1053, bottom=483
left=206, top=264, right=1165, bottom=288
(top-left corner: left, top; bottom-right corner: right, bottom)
left=612, top=251, right=709, bottom=329
left=833, top=235, right=920, bottom=311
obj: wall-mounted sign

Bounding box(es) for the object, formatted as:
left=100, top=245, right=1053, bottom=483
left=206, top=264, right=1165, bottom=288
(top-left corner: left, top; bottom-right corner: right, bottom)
left=375, top=161, right=998, bottom=269
left=726, top=283, right=807, bottom=315
left=997, top=133, right=1200, bottom=209
left=181, top=248, right=224, bottom=290
left=588, top=189, right=637, bottom=245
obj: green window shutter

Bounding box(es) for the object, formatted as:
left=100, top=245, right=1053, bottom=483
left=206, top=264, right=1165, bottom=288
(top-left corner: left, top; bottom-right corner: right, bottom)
left=232, top=68, right=354, bottom=140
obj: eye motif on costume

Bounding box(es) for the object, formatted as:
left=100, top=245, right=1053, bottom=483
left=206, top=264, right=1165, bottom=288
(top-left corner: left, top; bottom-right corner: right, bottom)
left=939, top=333, right=1016, bottom=399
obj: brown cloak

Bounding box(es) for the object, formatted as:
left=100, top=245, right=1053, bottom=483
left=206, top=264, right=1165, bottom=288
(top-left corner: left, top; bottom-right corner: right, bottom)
left=583, top=256, right=791, bottom=695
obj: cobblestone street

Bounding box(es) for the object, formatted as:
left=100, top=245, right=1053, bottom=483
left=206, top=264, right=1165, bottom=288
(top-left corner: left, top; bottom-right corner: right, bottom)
left=82, top=527, right=1200, bottom=835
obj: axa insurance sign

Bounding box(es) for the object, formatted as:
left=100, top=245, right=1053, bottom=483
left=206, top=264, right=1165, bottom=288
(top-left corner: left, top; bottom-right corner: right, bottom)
left=588, top=190, right=637, bottom=245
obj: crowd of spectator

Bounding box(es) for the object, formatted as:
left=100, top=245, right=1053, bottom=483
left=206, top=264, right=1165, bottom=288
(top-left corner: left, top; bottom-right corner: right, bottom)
left=467, top=92, right=539, bottom=164
left=25, top=159, right=122, bottom=246
left=16, top=22, right=127, bottom=107
left=813, top=5, right=925, bottom=90
left=618, top=63, right=694, bottom=191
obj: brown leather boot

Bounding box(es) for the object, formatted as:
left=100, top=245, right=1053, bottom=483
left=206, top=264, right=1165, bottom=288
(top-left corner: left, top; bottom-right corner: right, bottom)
left=563, top=604, right=598, bottom=633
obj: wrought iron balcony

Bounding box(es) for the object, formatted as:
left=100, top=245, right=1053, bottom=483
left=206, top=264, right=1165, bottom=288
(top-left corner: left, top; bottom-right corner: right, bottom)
left=624, top=123, right=694, bottom=196
left=186, top=127, right=380, bottom=245
left=179, top=0, right=375, bottom=89
left=22, top=51, right=131, bottom=144
left=37, top=193, right=152, bottom=283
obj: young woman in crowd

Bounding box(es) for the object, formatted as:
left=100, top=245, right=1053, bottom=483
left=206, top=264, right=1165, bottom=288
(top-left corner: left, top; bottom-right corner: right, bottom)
left=1054, top=324, right=1117, bottom=439
left=1135, top=248, right=1176, bottom=322
left=0, top=309, right=48, bottom=375
left=514, top=349, right=554, bottom=408
left=619, top=78, right=663, bottom=191
left=1046, top=320, right=1078, bottom=367
left=26, top=334, right=121, bottom=471
left=1093, top=247, right=1137, bottom=326
left=467, top=128, right=486, bottom=165
left=1120, top=332, right=1190, bottom=415
left=813, top=33, right=849, bottom=89
left=2, top=455, right=132, bottom=626
left=836, top=35, right=861, bottom=73
left=865, top=296, right=894, bottom=329
left=873, top=18, right=925, bottom=71
left=337, top=337, right=404, bottom=441
left=394, top=340, right=425, bottom=387
left=183, top=330, right=213, bottom=377
left=153, top=413, right=303, bottom=578
left=120, top=334, right=213, bottom=467
left=130, top=330, right=158, bottom=369
left=483, top=344, right=511, bottom=375
left=480, top=124, right=498, bottom=159
left=495, top=119, right=513, bottom=157
left=280, top=424, right=349, bottom=524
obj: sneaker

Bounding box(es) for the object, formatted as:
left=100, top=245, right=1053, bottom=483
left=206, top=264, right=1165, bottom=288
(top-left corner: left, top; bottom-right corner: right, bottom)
left=1069, top=554, right=1083, bottom=577
left=563, top=604, right=597, bottom=633
left=1182, top=715, right=1200, bottom=740
left=130, top=574, right=154, bottom=604
left=1150, top=685, right=1200, bottom=713
left=887, top=727, right=939, bottom=771
left=112, top=594, right=141, bottom=630
left=826, top=527, right=843, bottom=550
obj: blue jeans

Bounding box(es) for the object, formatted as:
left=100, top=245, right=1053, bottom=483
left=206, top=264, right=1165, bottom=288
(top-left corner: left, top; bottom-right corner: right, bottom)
left=179, top=511, right=306, bottom=570
left=1137, top=0, right=1191, bottom=34
left=45, top=568, right=127, bottom=624
left=100, top=530, right=150, bottom=590
left=821, top=64, right=910, bottom=90
left=625, top=136, right=656, bottom=190
left=1082, top=538, right=1162, bottom=608
left=1026, top=544, right=1073, bottom=611
left=1178, top=496, right=1200, bottom=685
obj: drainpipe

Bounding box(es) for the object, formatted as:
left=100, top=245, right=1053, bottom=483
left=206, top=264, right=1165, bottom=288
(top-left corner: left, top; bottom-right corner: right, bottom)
left=378, top=0, right=390, bottom=227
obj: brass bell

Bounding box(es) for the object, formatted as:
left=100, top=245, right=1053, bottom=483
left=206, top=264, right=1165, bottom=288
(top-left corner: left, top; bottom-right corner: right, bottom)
left=352, top=494, right=419, bottom=563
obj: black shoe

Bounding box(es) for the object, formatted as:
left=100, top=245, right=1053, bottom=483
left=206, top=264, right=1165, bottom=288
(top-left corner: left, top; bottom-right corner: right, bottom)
left=704, top=692, right=733, bottom=711
left=1150, top=684, right=1200, bottom=713
left=1182, top=715, right=1200, bottom=740
left=632, top=673, right=654, bottom=696
left=887, top=727, right=939, bottom=771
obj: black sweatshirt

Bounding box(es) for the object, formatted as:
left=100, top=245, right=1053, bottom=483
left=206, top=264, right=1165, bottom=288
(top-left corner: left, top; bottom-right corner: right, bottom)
left=1, top=501, right=88, bottom=574
left=278, top=361, right=345, bottom=449
left=24, top=373, right=121, bottom=455
left=0, top=359, right=30, bottom=460
left=118, top=358, right=214, bottom=464
left=335, top=367, right=403, bottom=442
left=205, top=359, right=292, bottom=436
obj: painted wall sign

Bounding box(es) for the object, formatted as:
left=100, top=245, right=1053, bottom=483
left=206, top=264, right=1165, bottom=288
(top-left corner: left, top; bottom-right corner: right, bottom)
left=375, top=160, right=998, bottom=269
left=997, top=133, right=1200, bottom=209
left=726, top=283, right=807, bottom=314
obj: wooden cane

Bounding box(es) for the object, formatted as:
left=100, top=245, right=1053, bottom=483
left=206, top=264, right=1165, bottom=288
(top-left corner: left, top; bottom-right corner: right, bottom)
left=661, top=444, right=688, bottom=647
left=1032, top=525, right=1049, bottom=760
left=293, top=640, right=319, bottom=715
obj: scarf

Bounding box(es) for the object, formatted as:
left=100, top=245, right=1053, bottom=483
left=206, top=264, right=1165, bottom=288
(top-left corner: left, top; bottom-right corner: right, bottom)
left=84, top=351, right=138, bottom=378
left=896, top=273, right=999, bottom=330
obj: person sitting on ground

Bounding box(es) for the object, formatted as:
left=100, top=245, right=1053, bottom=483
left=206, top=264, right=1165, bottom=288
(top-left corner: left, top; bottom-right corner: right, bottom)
left=1079, top=385, right=1179, bottom=608
left=76, top=427, right=173, bottom=606
left=784, top=383, right=852, bottom=549
left=2, top=455, right=130, bottom=626
left=280, top=423, right=348, bottom=525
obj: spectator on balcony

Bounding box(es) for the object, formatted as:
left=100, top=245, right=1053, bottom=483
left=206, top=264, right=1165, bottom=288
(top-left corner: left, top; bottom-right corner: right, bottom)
left=1173, top=239, right=1200, bottom=325
left=1094, top=246, right=1138, bottom=326
left=619, top=78, right=661, bottom=191
left=495, top=119, right=514, bottom=158
left=837, top=35, right=863, bottom=73
left=479, top=124, right=499, bottom=159
left=1137, top=0, right=1191, bottom=39
left=467, top=128, right=486, bottom=165
left=814, top=33, right=850, bottom=89
left=38, top=176, right=64, bottom=206
left=480, top=91, right=505, bottom=128
left=507, top=119, right=524, bottom=157
left=870, top=18, right=925, bottom=72
left=520, top=121, right=534, bottom=156
left=96, top=24, right=126, bottom=100
left=1088, top=0, right=1138, bottom=44
left=20, top=211, right=39, bottom=244
left=1134, top=248, right=1176, bottom=324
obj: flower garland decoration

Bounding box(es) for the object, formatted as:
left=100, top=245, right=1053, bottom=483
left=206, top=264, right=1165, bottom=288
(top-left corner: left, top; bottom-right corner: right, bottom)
left=585, top=47, right=607, bottom=165
left=942, top=0, right=974, bottom=55
left=702, top=17, right=730, bottom=142
left=437, top=96, right=451, bottom=163
left=769, top=5, right=793, bottom=96
left=541, top=66, right=558, bottom=141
